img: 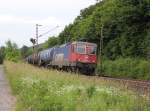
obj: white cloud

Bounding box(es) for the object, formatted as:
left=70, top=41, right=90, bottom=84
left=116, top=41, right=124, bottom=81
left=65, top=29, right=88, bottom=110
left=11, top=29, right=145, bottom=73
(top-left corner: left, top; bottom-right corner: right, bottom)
left=0, top=0, right=96, bottom=47
left=0, top=15, right=66, bottom=47
left=0, top=15, right=65, bottom=26
left=0, top=0, right=95, bottom=9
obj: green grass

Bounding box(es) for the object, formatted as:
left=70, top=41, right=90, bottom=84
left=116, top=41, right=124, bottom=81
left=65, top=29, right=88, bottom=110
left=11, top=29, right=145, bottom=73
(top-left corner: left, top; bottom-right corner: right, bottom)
left=4, top=61, right=150, bottom=111
left=97, top=58, right=150, bottom=80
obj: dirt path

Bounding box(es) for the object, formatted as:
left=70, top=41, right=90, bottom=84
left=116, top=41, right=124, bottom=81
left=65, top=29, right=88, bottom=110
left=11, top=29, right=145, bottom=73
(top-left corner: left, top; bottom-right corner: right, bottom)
left=0, top=65, right=16, bottom=111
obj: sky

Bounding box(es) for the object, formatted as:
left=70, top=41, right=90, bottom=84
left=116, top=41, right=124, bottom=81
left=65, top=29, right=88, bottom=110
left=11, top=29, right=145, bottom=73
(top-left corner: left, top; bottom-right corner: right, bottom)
left=0, top=0, right=96, bottom=47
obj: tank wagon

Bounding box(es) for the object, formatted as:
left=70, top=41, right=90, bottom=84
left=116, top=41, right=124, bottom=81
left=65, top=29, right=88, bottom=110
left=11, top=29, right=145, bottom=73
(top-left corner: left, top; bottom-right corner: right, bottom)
left=26, top=41, right=97, bottom=75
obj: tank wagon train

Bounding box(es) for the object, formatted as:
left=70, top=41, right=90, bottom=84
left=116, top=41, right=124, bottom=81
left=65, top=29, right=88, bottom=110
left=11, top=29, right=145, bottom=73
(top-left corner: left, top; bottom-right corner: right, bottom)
left=26, top=41, right=97, bottom=75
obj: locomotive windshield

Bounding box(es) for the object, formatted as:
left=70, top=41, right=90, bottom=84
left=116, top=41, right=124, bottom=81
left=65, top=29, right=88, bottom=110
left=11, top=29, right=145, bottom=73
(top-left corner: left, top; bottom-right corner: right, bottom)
left=76, top=43, right=86, bottom=54
left=86, top=45, right=97, bottom=55
left=76, top=42, right=97, bottom=55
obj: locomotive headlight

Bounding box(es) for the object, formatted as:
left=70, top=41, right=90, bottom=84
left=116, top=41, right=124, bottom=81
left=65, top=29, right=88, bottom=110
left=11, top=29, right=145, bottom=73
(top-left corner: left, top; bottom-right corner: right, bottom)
left=85, top=56, right=88, bottom=59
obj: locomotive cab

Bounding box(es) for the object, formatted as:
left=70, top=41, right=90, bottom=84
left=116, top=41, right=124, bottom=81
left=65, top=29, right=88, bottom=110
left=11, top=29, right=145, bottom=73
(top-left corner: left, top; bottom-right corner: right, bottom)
left=71, top=42, right=97, bottom=75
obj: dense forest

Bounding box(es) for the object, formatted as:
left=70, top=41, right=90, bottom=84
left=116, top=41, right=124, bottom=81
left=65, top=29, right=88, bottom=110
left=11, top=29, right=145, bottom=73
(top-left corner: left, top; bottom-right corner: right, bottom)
left=1, top=0, right=150, bottom=80
left=58, top=0, right=150, bottom=59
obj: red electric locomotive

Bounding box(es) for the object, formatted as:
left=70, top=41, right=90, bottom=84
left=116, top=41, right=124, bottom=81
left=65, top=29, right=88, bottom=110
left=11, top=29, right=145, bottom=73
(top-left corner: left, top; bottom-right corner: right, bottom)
left=51, top=41, right=97, bottom=75
left=69, top=42, right=97, bottom=74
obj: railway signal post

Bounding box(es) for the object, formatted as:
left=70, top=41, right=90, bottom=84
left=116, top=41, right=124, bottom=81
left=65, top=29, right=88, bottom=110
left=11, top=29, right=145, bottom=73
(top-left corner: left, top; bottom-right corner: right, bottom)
left=30, top=38, right=36, bottom=64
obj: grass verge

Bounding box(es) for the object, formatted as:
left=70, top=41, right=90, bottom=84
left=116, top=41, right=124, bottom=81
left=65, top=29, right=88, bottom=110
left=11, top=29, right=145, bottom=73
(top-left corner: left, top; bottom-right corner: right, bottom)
left=4, top=61, right=150, bottom=111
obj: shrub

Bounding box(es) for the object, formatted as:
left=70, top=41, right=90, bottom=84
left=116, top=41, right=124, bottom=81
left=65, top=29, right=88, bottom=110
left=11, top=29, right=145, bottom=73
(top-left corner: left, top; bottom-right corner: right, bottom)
left=0, top=55, right=4, bottom=64
left=97, top=58, right=150, bottom=80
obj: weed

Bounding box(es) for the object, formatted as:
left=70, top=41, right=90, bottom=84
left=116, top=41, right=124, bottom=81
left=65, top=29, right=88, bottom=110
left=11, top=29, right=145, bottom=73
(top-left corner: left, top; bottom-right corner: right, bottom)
left=4, top=61, right=150, bottom=111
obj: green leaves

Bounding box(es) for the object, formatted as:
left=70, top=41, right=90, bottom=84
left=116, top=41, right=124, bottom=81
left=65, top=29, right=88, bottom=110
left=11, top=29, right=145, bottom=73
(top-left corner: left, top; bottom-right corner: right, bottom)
left=98, top=58, right=150, bottom=80
left=44, top=36, right=58, bottom=49
left=4, top=40, right=20, bottom=62
left=0, top=47, right=5, bottom=64
left=57, top=0, right=150, bottom=59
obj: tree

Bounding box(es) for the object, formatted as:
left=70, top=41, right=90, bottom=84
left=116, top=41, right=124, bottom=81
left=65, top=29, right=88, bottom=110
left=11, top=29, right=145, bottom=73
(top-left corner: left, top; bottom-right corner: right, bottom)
left=57, top=0, right=150, bottom=59
left=44, top=36, right=58, bottom=49
left=5, top=40, right=20, bottom=62
left=0, top=46, right=5, bottom=64
left=20, top=45, right=29, bottom=58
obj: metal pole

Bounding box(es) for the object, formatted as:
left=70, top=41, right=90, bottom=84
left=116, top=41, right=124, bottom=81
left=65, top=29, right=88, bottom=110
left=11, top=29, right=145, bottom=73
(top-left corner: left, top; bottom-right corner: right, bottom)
left=36, top=24, right=39, bottom=46
left=33, top=45, right=35, bottom=64
left=100, top=24, right=103, bottom=75
left=35, top=24, right=39, bottom=64
left=36, top=24, right=42, bottom=47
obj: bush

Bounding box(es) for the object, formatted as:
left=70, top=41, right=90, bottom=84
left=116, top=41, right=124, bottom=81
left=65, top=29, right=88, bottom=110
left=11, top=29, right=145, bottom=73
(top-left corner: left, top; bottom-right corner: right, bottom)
left=0, top=48, right=5, bottom=64
left=4, top=40, right=20, bottom=62
left=0, top=55, right=4, bottom=64
left=97, top=58, right=150, bottom=80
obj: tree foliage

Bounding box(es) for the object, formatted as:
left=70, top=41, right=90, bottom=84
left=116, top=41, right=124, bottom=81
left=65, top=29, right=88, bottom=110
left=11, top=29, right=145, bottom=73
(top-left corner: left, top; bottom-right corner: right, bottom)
left=0, top=47, right=5, bottom=64
left=58, top=0, right=150, bottom=59
left=44, top=36, right=59, bottom=49
left=20, top=45, right=31, bottom=58
left=4, top=40, right=20, bottom=62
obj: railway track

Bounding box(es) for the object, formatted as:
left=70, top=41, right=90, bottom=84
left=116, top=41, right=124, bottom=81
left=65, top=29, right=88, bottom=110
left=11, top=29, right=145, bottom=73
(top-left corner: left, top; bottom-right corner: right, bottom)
left=97, top=76, right=150, bottom=96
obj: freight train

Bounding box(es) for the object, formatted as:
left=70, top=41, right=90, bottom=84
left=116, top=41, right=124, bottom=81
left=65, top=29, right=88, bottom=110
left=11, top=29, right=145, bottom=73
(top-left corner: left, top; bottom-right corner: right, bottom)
left=26, top=41, right=97, bottom=75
